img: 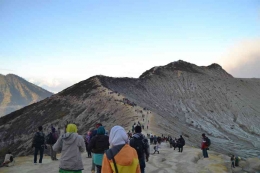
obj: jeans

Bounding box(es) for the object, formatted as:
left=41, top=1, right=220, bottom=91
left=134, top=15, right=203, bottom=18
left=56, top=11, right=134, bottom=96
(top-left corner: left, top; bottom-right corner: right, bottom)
left=139, top=158, right=146, bottom=173
left=179, top=146, right=183, bottom=152
left=34, top=147, right=44, bottom=163
left=202, top=149, right=208, bottom=158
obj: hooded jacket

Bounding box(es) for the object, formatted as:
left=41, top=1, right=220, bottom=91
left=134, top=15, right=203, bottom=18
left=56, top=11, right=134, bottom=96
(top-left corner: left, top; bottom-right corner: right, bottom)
left=101, top=126, right=140, bottom=173
left=88, top=126, right=109, bottom=154
left=53, top=132, right=85, bottom=171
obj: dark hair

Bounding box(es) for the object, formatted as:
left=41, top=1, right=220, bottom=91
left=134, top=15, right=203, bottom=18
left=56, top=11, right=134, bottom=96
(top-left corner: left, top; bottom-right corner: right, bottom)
left=38, top=126, right=43, bottom=131
left=8, top=151, right=11, bottom=154
left=96, top=123, right=102, bottom=128
left=135, top=126, right=142, bottom=133
left=202, top=133, right=206, bottom=137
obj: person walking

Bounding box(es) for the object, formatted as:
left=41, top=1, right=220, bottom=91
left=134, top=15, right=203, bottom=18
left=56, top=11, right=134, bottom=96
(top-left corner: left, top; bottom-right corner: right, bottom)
left=101, top=125, right=140, bottom=173
left=46, top=126, right=59, bottom=160
left=88, top=126, right=109, bottom=173
left=53, top=124, right=85, bottom=173
left=84, top=131, right=92, bottom=158
left=201, top=133, right=209, bottom=158
left=90, top=123, right=102, bottom=173
left=231, top=155, right=235, bottom=168
left=153, top=142, right=160, bottom=154
left=177, top=135, right=185, bottom=152
left=32, top=126, right=46, bottom=164
left=130, top=126, right=150, bottom=173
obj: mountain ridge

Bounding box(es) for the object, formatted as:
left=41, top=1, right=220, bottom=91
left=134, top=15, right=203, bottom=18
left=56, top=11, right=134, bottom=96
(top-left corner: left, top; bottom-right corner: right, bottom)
left=0, top=60, right=260, bottom=160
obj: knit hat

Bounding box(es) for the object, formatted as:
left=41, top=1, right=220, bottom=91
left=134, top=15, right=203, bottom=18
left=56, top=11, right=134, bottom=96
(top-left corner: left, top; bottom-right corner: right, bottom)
left=109, top=125, right=128, bottom=147
left=97, top=126, right=105, bottom=135
left=66, top=124, right=77, bottom=133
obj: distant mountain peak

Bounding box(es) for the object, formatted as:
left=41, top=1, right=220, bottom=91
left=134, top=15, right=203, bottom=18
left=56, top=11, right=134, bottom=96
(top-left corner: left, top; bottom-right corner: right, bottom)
left=140, top=60, right=230, bottom=78
left=0, top=73, right=53, bottom=117
left=207, top=63, right=223, bottom=69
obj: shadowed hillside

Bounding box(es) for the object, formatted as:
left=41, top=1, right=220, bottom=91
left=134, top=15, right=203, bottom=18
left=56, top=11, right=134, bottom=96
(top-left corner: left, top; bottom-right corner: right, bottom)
left=0, top=74, right=53, bottom=117
left=0, top=60, right=260, bottom=161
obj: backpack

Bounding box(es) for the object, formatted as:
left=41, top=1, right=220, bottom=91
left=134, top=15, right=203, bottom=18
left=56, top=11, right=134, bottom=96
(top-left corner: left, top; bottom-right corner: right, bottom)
left=46, top=133, right=53, bottom=145
left=35, top=132, right=45, bottom=145
left=131, top=136, right=147, bottom=158
left=205, top=137, right=211, bottom=147
left=10, top=156, right=13, bottom=162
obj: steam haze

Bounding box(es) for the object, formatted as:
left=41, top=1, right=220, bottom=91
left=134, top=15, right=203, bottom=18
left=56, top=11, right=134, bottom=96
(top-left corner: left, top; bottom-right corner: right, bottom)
left=219, top=39, right=260, bottom=78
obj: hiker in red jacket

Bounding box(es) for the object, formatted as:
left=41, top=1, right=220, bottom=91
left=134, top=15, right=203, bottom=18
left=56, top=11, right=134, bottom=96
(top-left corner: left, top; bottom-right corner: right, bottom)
left=201, top=133, right=209, bottom=158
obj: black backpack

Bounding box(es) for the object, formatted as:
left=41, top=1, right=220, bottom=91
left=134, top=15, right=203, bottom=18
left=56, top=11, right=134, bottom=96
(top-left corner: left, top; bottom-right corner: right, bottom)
left=35, top=132, right=45, bottom=145
left=205, top=137, right=211, bottom=147
left=10, top=156, right=13, bottom=162
left=46, top=133, right=53, bottom=145
left=131, top=136, right=147, bottom=158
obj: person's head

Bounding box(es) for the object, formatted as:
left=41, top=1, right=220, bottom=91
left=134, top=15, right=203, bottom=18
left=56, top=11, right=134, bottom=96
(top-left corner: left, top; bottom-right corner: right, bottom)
left=66, top=124, right=78, bottom=133
left=38, top=126, right=43, bottom=131
left=96, top=123, right=102, bottom=129
left=97, top=126, right=105, bottom=135
left=7, top=151, right=11, bottom=154
left=180, top=135, right=182, bottom=138
left=52, top=127, right=56, bottom=133
left=109, top=125, right=128, bottom=147
left=135, top=125, right=142, bottom=133
left=202, top=133, right=206, bottom=138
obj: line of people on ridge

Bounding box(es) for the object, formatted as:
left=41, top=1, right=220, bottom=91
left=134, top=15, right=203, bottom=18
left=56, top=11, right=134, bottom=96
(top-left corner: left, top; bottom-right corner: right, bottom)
left=30, top=123, right=150, bottom=173
left=2, top=125, right=242, bottom=172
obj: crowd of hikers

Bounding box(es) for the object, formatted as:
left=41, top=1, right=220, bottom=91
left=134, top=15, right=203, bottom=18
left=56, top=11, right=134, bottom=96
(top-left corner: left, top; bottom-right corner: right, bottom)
left=1, top=121, right=242, bottom=172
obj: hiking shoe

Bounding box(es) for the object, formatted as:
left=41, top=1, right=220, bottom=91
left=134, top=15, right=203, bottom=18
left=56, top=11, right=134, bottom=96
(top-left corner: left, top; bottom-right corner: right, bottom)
left=91, top=171, right=95, bottom=173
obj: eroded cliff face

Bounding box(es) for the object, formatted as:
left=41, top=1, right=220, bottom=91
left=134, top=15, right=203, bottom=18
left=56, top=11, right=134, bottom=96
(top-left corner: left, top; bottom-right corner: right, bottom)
left=0, top=60, right=260, bottom=159
left=100, top=60, right=260, bottom=157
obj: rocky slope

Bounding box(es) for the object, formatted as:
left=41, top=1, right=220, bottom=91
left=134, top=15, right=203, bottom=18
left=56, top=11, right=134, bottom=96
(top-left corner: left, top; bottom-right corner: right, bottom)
left=0, top=60, right=260, bottom=160
left=0, top=74, right=53, bottom=117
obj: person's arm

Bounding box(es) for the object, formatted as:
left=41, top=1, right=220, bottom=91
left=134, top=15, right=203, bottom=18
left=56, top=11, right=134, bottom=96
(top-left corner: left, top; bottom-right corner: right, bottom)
left=101, top=154, right=113, bottom=173
left=53, top=136, right=62, bottom=152
left=32, top=133, right=36, bottom=148
left=88, top=136, right=96, bottom=151
left=78, top=135, right=86, bottom=153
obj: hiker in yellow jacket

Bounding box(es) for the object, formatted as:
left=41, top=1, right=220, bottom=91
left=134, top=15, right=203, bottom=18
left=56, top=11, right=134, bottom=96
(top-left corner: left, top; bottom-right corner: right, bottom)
left=101, top=125, right=140, bottom=173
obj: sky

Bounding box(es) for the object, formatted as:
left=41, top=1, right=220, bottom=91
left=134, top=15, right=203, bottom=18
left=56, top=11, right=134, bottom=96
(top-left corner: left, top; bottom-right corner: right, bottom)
left=0, top=0, right=260, bottom=93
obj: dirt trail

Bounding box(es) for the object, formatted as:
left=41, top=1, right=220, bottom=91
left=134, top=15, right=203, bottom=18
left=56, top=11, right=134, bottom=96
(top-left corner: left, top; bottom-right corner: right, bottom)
left=1, top=142, right=236, bottom=173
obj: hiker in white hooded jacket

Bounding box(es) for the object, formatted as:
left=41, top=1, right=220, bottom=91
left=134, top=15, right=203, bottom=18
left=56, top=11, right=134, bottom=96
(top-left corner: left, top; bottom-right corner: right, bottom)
left=53, top=124, right=85, bottom=172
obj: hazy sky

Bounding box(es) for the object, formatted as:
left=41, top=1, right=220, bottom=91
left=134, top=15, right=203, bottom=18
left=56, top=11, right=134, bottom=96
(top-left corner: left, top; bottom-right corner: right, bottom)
left=0, top=0, right=260, bottom=92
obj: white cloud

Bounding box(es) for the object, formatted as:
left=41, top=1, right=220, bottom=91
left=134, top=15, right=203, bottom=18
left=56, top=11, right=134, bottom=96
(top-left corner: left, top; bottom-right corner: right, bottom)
left=27, top=77, right=78, bottom=93
left=218, top=38, right=260, bottom=78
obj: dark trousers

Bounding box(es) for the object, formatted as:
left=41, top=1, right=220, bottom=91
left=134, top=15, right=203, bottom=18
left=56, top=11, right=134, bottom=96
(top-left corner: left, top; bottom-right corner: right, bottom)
left=231, top=161, right=235, bottom=168
left=34, top=147, right=44, bottom=163
left=85, top=143, right=92, bottom=157
left=96, top=165, right=102, bottom=173
left=178, top=146, right=183, bottom=152
left=139, top=158, right=146, bottom=173
left=202, top=149, right=208, bottom=158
